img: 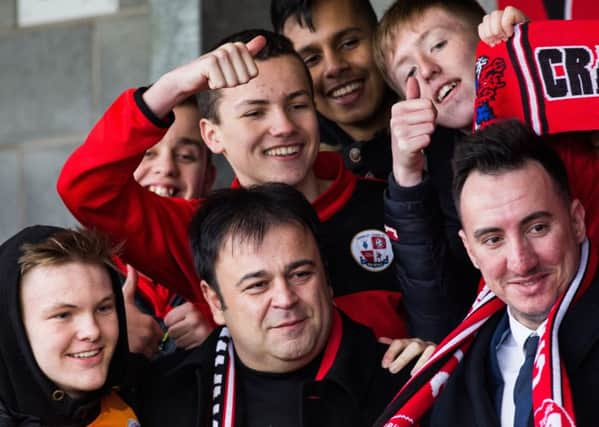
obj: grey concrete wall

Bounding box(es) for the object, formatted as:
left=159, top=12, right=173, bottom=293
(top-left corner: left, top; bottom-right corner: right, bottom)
left=0, top=1, right=152, bottom=242
left=149, top=0, right=201, bottom=81
left=202, top=0, right=270, bottom=52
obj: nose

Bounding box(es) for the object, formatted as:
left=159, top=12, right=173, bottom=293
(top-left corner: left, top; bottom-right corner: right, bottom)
left=323, top=49, right=349, bottom=79
left=152, top=152, right=178, bottom=177
left=271, top=279, right=299, bottom=309
left=507, top=237, right=539, bottom=276
left=269, top=108, right=297, bottom=137
left=416, top=54, right=440, bottom=82
left=76, top=314, right=102, bottom=342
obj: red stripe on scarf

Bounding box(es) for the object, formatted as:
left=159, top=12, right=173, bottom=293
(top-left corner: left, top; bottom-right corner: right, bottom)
left=531, top=240, right=598, bottom=427
left=377, top=240, right=596, bottom=427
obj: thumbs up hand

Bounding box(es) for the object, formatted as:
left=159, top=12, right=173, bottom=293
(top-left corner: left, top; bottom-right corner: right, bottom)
left=122, top=265, right=164, bottom=359
left=143, top=35, right=267, bottom=118
left=390, top=77, right=437, bottom=187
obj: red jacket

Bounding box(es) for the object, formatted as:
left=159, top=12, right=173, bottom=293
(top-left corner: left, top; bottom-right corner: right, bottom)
left=58, top=89, right=407, bottom=339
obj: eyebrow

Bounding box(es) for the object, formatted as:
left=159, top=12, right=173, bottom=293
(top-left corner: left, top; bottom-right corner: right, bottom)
left=235, top=270, right=267, bottom=288
left=472, top=211, right=553, bottom=240
left=521, top=211, right=553, bottom=225
left=295, top=27, right=363, bottom=55
left=96, top=294, right=116, bottom=305
left=473, top=226, right=502, bottom=241
left=234, top=259, right=316, bottom=288
left=233, top=90, right=312, bottom=109
left=177, top=138, right=203, bottom=147
left=285, top=259, right=316, bottom=273
left=43, top=294, right=115, bottom=313
left=392, top=23, right=458, bottom=72
left=393, top=28, right=433, bottom=70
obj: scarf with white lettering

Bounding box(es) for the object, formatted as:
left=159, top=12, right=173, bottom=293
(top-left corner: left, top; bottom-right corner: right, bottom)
left=474, top=20, right=599, bottom=135
left=210, top=308, right=343, bottom=427
left=375, top=239, right=597, bottom=427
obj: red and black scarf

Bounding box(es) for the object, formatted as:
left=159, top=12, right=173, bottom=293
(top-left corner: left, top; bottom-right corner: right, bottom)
left=375, top=240, right=597, bottom=427
left=209, top=309, right=343, bottom=427
left=474, top=20, right=599, bottom=135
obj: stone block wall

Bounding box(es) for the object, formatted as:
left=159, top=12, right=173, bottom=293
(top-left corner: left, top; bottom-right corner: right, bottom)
left=0, top=0, right=203, bottom=242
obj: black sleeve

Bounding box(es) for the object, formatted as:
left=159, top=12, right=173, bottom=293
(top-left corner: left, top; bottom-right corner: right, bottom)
left=384, top=174, right=475, bottom=342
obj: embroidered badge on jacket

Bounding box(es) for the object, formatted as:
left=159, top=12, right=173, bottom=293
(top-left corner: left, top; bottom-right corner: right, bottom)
left=350, top=229, right=394, bottom=272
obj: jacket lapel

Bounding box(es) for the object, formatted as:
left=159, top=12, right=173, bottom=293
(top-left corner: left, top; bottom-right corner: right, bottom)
left=559, top=270, right=599, bottom=369
left=463, top=312, right=503, bottom=427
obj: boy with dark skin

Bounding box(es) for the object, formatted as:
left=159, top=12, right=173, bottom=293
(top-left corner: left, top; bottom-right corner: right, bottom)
left=271, top=0, right=396, bottom=178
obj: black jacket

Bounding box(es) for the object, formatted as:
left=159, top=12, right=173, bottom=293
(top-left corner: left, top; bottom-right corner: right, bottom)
left=383, top=126, right=480, bottom=342
left=318, top=112, right=392, bottom=180
left=138, top=312, right=410, bottom=427
left=426, top=265, right=599, bottom=426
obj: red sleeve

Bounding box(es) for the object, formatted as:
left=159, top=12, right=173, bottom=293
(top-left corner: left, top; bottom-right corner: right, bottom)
left=57, top=89, right=213, bottom=324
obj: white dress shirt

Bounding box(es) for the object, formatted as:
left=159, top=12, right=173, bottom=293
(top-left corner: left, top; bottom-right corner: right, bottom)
left=496, top=308, right=545, bottom=427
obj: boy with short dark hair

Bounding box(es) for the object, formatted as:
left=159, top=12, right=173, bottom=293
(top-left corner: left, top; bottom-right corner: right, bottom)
left=271, top=0, right=397, bottom=178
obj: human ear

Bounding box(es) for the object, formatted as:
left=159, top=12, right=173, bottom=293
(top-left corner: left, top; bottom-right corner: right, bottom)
left=201, top=280, right=225, bottom=325
left=200, top=118, right=225, bottom=155
left=569, top=199, right=586, bottom=243
left=459, top=229, right=479, bottom=269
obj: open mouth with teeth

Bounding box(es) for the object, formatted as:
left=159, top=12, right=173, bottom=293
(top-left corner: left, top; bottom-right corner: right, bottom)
left=264, top=145, right=301, bottom=157
left=148, top=185, right=178, bottom=197
left=436, top=81, right=459, bottom=103
left=67, top=349, right=102, bottom=359
left=328, top=80, right=364, bottom=99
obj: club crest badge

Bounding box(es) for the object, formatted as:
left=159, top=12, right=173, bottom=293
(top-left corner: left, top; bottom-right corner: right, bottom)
left=474, top=55, right=507, bottom=129
left=350, top=229, right=394, bottom=272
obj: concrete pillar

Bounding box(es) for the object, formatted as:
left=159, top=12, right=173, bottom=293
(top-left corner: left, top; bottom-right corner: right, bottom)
left=149, top=0, right=201, bottom=82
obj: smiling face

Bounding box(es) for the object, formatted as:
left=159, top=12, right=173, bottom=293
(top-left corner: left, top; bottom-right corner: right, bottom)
left=282, top=0, right=388, bottom=139
left=458, top=161, right=586, bottom=329
left=133, top=103, right=214, bottom=200
left=202, top=223, right=333, bottom=373
left=20, top=262, right=119, bottom=398
left=200, top=55, right=320, bottom=195
left=385, top=7, right=478, bottom=130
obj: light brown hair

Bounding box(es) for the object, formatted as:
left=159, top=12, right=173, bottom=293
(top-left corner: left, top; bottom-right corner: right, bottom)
left=373, top=0, right=485, bottom=93
left=19, top=228, right=118, bottom=276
